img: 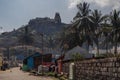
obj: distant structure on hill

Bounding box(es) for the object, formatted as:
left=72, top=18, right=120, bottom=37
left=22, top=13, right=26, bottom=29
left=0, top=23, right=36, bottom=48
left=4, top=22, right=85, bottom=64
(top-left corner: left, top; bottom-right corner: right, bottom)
left=54, top=12, right=61, bottom=23
left=28, top=12, right=68, bottom=35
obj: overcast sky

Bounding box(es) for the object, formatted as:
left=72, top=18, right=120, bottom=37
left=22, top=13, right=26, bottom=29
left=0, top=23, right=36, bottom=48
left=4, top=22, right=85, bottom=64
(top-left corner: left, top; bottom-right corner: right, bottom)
left=0, top=0, right=120, bottom=32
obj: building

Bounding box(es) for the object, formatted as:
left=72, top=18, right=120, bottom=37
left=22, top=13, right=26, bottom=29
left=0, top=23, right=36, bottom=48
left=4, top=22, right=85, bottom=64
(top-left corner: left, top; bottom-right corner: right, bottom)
left=23, top=52, right=54, bottom=70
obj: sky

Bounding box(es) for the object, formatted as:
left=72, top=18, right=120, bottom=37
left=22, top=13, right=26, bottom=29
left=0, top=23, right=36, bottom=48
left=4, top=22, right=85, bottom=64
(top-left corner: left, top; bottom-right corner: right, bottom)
left=0, top=0, right=120, bottom=32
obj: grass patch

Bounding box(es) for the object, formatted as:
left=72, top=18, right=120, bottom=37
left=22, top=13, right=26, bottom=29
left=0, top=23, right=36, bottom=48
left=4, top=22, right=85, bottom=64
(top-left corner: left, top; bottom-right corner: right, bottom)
left=44, top=72, right=56, bottom=76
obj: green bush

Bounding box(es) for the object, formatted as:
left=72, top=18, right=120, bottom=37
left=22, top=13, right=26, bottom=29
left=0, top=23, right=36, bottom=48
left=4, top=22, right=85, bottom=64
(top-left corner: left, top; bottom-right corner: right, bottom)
left=72, top=53, right=84, bottom=61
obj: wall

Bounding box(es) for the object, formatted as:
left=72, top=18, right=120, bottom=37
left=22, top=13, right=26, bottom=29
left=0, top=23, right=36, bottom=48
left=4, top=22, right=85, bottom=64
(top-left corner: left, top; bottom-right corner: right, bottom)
left=0, top=55, right=2, bottom=67
left=62, top=58, right=120, bottom=80
left=58, top=60, right=62, bottom=73
left=62, top=61, right=71, bottom=76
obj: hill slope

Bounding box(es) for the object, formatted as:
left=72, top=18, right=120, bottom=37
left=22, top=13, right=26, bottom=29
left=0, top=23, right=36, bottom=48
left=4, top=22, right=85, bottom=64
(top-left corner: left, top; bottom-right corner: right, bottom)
left=0, top=13, right=68, bottom=48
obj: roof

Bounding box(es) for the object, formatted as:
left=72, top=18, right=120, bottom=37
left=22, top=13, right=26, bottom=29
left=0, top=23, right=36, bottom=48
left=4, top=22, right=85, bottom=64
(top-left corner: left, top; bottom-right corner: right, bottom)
left=24, top=52, right=41, bottom=60
left=24, top=52, right=53, bottom=60
left=64, top=46, right=93, bottom=61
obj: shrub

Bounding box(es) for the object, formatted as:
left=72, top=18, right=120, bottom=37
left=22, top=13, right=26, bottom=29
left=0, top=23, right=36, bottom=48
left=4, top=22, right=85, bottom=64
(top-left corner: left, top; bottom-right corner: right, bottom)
left=72, top=53, right=84, bottom=61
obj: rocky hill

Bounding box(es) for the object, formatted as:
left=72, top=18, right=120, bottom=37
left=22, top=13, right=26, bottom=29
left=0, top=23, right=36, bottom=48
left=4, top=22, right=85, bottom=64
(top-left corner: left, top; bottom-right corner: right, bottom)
left=0, top=13, right=68, bottom=48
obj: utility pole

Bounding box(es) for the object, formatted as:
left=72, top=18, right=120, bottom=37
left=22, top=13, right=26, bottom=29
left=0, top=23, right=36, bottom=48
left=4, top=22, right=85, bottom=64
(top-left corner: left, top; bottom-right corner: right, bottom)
left=6, top=47, right=10, bottom=69
left=36, top=32, right=44, bottom=75
left=7, top=47, right=10, bottom=60
left=41, top=33, right=44, bottom=75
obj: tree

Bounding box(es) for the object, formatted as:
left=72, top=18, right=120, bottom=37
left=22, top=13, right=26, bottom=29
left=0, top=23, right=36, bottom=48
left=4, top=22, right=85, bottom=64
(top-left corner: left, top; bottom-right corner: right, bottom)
left=102, top=26, right=113, bottom=53
left=60, top=2, right=95, bottom=53
left=71, top=2, right=93, bottom=53
left=89, top=9, right=108, bottom=55
left=72, top=53, right=84, bottom=61
left=109, top=10, right=120, bottom=54
left=60, top=31, right=83, bottom=51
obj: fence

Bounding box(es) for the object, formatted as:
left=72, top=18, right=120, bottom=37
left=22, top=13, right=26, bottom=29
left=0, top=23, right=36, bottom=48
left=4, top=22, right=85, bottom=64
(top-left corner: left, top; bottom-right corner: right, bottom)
left=62, top=58, right=120, bottom=80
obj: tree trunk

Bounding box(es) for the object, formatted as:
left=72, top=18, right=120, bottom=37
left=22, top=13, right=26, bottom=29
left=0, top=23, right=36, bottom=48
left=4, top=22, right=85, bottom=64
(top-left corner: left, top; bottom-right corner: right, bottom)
left=114, top=41, right=117, bottom=54
left=24, top=45, right=28, bottom=57
left=97, top=37, right=99, bottom=56
left=106, top=42, right=108, bottom=54
left=86, top=41, right=89, bottom=54
left=97, top=45, right=99, bottom=56
left=114, top=32, right=118, bottom=55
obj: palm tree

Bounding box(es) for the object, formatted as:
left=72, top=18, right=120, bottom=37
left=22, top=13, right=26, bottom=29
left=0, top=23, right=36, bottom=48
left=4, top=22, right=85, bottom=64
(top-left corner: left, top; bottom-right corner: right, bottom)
left=89, top=9, right=108, bottom=55
left=73, top=2, right=91, bottom=31
left=71, top=2, right=94, bottom=53
left=60, top=2, right=95, bottom=53
left=102, top=27, right=113, bottom=53
left=109, top=9, right=120, bottom=54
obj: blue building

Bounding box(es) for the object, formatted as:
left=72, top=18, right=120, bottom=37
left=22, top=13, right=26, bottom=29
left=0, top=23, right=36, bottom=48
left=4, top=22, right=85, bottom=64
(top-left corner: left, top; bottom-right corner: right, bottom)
left=23, top=52, right=42, bottom=69
left=23, top=52, right=53, bottom=70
